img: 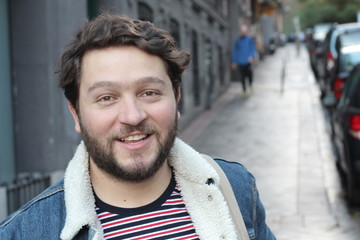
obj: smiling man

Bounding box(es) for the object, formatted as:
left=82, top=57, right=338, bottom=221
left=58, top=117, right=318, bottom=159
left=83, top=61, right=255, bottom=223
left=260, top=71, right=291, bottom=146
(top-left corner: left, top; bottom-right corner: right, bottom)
left=0, top=13, right=276, bottom=240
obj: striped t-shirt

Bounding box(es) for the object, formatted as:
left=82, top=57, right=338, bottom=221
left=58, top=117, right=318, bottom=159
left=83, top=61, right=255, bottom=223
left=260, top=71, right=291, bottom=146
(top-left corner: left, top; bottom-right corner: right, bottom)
left=95, top=174, right=200, bottom=240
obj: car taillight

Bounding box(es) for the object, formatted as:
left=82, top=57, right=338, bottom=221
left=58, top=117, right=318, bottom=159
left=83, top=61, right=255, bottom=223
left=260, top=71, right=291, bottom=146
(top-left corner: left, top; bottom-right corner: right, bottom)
left=334, top=78, right=344, bottom=100
left=350, top=115, right=360, bottom=131
left=349, top=115, right=360, bottom=140
left=310, top=49, right=316, bottom=56
left=327, top=51, right=335, bottom=71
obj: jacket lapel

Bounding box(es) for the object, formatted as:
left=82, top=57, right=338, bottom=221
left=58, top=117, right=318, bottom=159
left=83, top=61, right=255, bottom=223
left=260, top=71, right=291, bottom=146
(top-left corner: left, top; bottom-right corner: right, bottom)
left=170, top=138, right=238, bottom=240
left=61, top=142, right=103, bottom=240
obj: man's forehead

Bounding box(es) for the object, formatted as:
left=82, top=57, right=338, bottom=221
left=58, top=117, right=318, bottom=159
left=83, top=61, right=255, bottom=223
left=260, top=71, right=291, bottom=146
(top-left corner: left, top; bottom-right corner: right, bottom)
left=81, top=46, right=168, bottom=71
left=79, top=46, right=171, bottom=90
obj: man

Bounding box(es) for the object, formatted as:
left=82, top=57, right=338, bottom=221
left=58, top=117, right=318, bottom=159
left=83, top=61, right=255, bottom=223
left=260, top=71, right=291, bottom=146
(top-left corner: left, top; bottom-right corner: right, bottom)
left=232, top=25, right=256, bottom=97
left=0, top=13, right=275, bottom=239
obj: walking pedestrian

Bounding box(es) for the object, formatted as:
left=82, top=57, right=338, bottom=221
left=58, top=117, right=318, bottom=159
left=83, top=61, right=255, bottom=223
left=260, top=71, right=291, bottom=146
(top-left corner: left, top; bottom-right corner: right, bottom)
left=232, top=25, right=256, bottom=97
left=0, top=13, right=275, bottom=240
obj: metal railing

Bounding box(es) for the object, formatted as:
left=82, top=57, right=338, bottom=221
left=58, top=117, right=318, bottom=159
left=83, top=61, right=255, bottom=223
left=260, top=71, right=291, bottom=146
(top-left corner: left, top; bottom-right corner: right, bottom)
left=0, top=173, right=50, bottom=220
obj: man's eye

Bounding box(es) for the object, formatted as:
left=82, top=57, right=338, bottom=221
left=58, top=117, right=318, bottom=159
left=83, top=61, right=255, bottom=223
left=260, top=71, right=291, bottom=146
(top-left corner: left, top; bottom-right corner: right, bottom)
left=98, top=96, right=113, bottom=102
left=143, top=91, right=158, bottom=97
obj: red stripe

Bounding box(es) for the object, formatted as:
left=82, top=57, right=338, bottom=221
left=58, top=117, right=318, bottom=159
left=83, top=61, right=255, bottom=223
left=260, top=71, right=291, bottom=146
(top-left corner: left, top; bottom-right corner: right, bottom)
left=104, top=217, right=191, bottom=238
left=98, top=212, right=114, bottom=219
left=130, top=225, right=194, bottom=240
left=164, top=199, right=184, bottom=204
left=103, top=208, right=186, bottom=228
left=97, top=186, right=199, bottom=239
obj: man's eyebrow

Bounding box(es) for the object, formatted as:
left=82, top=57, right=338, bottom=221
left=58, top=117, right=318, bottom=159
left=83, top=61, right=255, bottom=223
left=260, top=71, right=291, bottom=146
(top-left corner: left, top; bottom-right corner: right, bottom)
left=87, top=77, right=168, bottom=94
left=87, top=81, right=121, bottom=94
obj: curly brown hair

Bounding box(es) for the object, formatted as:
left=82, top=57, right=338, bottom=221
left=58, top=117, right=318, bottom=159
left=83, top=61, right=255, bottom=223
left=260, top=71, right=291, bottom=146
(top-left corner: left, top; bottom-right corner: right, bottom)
left=58, top=13, right=191, bottom=111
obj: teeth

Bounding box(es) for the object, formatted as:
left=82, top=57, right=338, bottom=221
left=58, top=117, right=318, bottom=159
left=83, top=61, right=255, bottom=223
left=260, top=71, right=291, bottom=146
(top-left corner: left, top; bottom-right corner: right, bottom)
left=120, top=134, right=147, bottom=142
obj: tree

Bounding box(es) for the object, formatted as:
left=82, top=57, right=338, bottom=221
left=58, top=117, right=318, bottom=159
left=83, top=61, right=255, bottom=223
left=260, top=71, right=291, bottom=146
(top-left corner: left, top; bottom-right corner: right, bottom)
left=296, top=0, right=360, bottom=28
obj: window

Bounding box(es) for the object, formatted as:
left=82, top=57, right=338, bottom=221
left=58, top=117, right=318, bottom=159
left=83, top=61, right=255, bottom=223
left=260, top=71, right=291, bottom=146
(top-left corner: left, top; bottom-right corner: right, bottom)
left=168, top=18, right=184, bottom=112
left=87, top=0, right=99, bottom=20
left=218, top=45, right=224, bottom=85
left=170, top=18, right=180, bottom=47
left=349, top=69, right=360, bottom=108
left=205, top=38, right=214, bottom=109
left=192, top=30, right=200, bottom=106
left=138, top=2, right=153, bottom=22
left=340, top=30, right=360, bottom=48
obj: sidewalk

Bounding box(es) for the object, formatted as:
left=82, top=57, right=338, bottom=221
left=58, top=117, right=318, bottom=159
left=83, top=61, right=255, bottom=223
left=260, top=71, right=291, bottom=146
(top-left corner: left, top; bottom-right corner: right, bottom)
left=179, top=44, right=360, bottom=239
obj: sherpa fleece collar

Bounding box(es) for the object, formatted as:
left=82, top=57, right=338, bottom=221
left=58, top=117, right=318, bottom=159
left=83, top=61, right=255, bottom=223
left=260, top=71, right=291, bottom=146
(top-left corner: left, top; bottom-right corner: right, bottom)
left=60, top=138, right=237, bottom=240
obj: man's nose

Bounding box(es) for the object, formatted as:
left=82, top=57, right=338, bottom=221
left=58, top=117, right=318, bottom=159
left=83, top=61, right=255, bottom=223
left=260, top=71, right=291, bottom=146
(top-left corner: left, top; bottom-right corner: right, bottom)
left=117, top=98, right=147, bottom=126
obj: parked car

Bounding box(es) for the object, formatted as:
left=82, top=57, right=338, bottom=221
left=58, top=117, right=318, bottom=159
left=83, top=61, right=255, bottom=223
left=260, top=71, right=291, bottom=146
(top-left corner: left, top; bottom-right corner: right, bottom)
left=332, top=64, right=360, bottom=205
left=308, top=23, right=333, bottom=80
left=318, top=23, right=360, bottom=100
left=268, top=37, right=277, bottom=54
left=304, top=27, right=313, bottom=49
left=287, top=32, right=296, bottom=42
left=279, top=33, right=287, bottom=46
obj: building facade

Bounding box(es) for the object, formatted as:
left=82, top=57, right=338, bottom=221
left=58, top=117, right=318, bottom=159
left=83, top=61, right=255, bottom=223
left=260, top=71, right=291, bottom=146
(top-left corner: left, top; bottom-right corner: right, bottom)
left=0, top=0, right=283, bottom=182
left=0, top=0, right=238, bottom=183
left=0, top=0, right=285, bottom=219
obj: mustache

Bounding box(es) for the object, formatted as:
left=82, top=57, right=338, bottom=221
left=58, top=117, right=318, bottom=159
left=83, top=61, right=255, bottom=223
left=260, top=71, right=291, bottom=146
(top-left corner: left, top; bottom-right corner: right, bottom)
left=110, top=123, right=158, bottom=139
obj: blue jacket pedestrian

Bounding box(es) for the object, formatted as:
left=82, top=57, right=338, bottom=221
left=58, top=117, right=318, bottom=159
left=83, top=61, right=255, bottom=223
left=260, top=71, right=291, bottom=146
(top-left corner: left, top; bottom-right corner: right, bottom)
left=232, top=25, right=256, bottom=95
left=232, top=34, right=256, bottom=66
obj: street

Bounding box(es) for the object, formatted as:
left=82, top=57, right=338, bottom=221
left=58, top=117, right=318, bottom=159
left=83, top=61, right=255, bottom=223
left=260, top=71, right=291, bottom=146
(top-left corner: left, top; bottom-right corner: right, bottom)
left=180, top=44, right=360, bottom=239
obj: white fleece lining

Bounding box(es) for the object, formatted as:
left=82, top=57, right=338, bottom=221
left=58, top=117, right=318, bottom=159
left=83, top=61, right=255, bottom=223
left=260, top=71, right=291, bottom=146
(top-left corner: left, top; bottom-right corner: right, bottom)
left=61, top=142, right=103, bottom=240
left=60, top=138, right=237, bottom=240
left=170, top=138, right=238, bottom=240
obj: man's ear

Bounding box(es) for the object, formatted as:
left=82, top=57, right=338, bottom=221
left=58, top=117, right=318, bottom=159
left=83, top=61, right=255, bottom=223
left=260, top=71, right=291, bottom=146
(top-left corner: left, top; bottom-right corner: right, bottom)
left=176, top=88, right=181, bottom=119
left=68, top=102, right=81, bottom=133
left=176, top=87, right=181, bottom=104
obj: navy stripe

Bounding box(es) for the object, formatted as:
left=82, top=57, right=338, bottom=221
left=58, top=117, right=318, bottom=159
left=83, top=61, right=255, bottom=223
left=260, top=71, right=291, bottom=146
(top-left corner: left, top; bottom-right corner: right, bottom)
left=95, top=174, right=199, bottom=240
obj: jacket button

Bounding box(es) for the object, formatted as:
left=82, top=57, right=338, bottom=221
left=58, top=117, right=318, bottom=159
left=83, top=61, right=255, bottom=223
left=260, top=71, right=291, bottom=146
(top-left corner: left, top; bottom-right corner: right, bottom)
left=206, top=178, right=215, bottom=185
left=207, top=195, right=213, bottom=201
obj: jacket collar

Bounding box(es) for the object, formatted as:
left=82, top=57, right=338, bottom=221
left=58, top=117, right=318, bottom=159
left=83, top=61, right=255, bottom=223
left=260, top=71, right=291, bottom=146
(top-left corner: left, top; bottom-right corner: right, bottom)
left=60, top=142, right=102, bottom=240
left=60, top=138, right=237, bottom=240
left=169, top=139, right=238, bottom=239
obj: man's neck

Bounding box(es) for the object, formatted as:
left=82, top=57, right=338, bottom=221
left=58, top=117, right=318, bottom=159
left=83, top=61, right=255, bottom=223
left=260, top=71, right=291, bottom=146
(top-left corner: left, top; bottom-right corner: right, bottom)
left=89, top=160, right=172, bottom=208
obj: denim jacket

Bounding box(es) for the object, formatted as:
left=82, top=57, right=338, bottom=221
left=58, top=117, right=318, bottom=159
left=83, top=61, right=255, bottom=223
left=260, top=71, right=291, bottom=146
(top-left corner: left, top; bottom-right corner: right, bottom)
left=0, top=138, right=275, bottom=240
left=232, top=36, right=256, bottom=65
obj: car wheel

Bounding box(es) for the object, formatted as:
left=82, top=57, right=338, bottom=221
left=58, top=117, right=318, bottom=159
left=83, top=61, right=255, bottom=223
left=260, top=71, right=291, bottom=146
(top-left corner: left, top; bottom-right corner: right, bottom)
left=347, top=174, right=360, bottom=206
left=334, top=149, right=347, bottom=188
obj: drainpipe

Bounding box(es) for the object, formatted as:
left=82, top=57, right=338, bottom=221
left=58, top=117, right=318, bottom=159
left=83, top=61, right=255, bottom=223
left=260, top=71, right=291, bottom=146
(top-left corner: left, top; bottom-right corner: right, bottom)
left=0, top=0, right=15, bottom=184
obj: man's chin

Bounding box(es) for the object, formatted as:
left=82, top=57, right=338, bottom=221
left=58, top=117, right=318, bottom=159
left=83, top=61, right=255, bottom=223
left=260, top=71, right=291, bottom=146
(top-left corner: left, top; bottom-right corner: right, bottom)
left=99, top=152, right=165, bottom=182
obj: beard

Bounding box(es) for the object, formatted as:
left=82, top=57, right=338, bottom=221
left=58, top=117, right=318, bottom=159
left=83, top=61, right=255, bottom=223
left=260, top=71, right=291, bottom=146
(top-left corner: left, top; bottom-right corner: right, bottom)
left=79, top=115, right=178, bottom=182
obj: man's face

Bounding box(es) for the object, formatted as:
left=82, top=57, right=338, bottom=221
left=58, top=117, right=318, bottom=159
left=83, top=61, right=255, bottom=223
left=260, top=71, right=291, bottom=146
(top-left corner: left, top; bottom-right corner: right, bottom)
left=69, top=46, right=179, bottom=182
left=240, top=25, right=248, bottom=36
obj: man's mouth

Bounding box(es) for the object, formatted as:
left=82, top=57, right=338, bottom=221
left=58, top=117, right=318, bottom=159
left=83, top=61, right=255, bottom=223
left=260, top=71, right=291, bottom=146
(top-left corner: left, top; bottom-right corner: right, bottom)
left=118, top=134, right=150, bottom=143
